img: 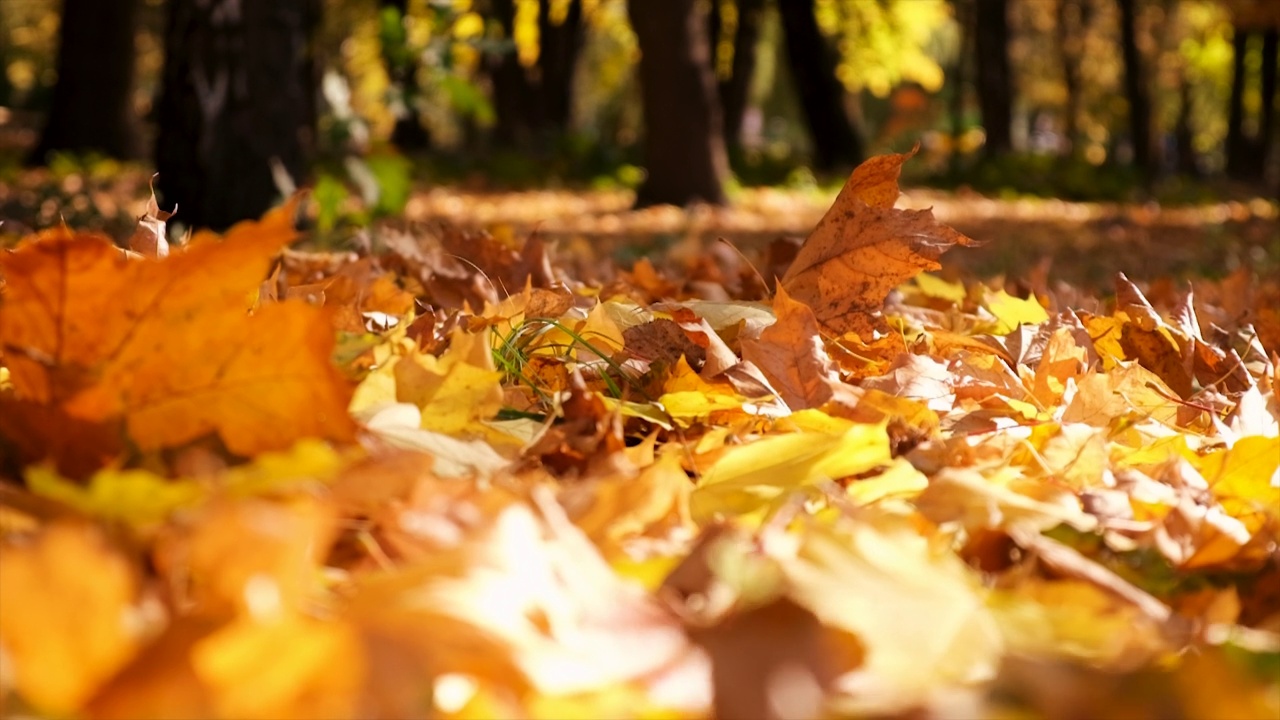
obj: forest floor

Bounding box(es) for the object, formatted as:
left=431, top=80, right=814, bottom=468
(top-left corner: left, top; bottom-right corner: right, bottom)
left=4, top=150, right=1279, bottom=719
left=400, top=185, right=1280, bottom=290
left=3, top=163, right=1276, bottom=293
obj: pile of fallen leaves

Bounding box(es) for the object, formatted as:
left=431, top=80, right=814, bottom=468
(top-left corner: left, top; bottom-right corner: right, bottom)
left=1, top=150, right=1277, bottom=719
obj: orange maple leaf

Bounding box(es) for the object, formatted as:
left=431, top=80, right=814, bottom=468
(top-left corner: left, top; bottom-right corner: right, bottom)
left=781, top=149, right=977, bottom=338
left=0, top=201, right=354, bottom=474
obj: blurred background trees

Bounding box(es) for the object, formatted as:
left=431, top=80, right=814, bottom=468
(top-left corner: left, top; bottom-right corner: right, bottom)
left=26, top=0, right=142, bottom=164
left=153, top=0, right=321, bottom=230
left=1, top=0, right=1276, bottom=229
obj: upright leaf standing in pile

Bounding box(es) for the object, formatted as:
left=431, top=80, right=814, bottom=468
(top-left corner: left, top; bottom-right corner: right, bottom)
left=781, top=148, right=978, bottom=338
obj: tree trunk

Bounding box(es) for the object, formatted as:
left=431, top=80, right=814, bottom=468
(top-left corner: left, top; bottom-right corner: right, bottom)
left=382, top=0, right=430, bottom=150
left=973, top=0, right=1013, bottom=156
left=487, top=0, right=534, bottom=146
left=486, top=0, right=583, bottom=147
left=1225, top=26, right=1250, bottom=178
left=1117, top=0, right=1153, bottom=174
left=1056, top=0, right=1084, bottom=155
left=28, top=0, right=141, bottom=164
left=779, top=0, right=862, bottom=170
left=710, top=0, right=765, bottom=154
left=537, top=0, right=585, bottom=131
left=1260, top=29, right=1277, bottom=180
left=155, top=0, right=320, bottom=231
left=1174, top=74, right=1198, bottom=175
left=948, top=0, right=972, bottom=176
left=628, top=0, right=728, bottom=207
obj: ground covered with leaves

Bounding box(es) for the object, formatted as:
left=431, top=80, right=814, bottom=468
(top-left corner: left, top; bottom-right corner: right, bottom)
left=1, top=151, right=1278, bottom=719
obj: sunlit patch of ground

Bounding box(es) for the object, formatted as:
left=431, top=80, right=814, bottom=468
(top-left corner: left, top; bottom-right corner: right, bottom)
left=2, top=164, right=1275, bottom=291
left=405, top=186, right=1279, bottom=289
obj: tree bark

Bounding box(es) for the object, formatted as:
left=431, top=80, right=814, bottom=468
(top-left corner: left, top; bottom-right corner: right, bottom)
left=973, top=0, right=1013, bottom=156
left=1056, top=0, right=1085, bottom=155
left=948, top=0, right=972, bottom=176
left=537, top=0, right=585, bottom=131
left=710, top=0, right=765, bottom=154
left=28, top=0, right=141, bottom=164
left=1174, top=74, right=1198, bottom=175
left=628, top=0, right=728, bottom=207
left=779, top=0, right=862, bottom=170
left=1117, top=0, right=1153, bottom=174
left=1259, top=29, right=1277, bottom=180
left=487, top=0, right=532, bottom=146
left=486, top=0, right=583, bottom=147
left=1225, top=26, right=1250, bottom=178
left=155, top=0, right=320, bottom=231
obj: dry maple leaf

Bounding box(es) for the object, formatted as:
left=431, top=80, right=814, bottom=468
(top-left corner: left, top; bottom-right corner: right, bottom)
left=0, top=200, right=354, bottom=473
left=781, top=149, right=977, bottom=337
left=741, top=285, right=839, bottom=411
left=127, top=176, right=174, bottom=259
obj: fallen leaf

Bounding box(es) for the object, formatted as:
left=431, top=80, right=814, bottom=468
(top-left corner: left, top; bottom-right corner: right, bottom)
left=781, top=150, right=977, bottom=337
left=350, top=492, right=709, bottom=707
left=356, top=402, right=514, bottom=478
left=126, top=179, right=173, bottom=259
left=0, top=201, right=354, bottom=473
left=564, top=448, right=694, bottom=555
left=394, top=328, right=505, bottom=435
left=0, top=523, right=148, bottom=714
left=777, top=513, right=1003, bottom=714
left=860, top=352, right=957, bottom=413
left=154, top=496, right=336, bottom=617
left=190, top=613, right=366, bottom=719
left=691, top=597, right=845, bottom=720
left=25, top=465, right=204, bottom=530
left=982, top=288, right=1050, bottom=335
left=690, top=418, right=890, bottom=523
left=989, top=579, right=1170, bottom=668
left=915, top=466, right=1098, bottom=535
left=741, top=285, right=839, bottom=411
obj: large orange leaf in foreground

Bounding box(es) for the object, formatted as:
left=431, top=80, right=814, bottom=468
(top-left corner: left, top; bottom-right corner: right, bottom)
left=0, top=203, right=354, bottom=473
left=781, top=149, right=977, bottom=338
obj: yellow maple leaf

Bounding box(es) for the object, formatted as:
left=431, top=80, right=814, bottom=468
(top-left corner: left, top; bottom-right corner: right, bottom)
left=691, top=419, right=890, bottom=523
left=0, top=523, right=147, bottom=714
left=395, top=328, right=505, bottom=435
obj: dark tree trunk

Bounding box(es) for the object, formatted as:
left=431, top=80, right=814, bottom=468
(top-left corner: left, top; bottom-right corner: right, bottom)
left=28, top=0, right=141, bottom=164
left=1117, top=0, right=1153, bottom=174
left=382, top=0, right=430, bottom=150
left=973, top=0, right=1013, bottom=156
left=628, top=0, right=728, bottom=207
left=486, top=0, right=583, bottom=147
left=1056, top=0, right=1085, bottom=154
left=1260, top=29, right=1277, bottom=179
left=155, top=0, right=320, bottom=231
left=948, top=0, right=972, bottom=176
left=487, top=0, right=533, bottom=146
left=1226, top=26, right=1250, bottom=178
left=1175, top=75, right=1198, bottom=175
left=537, top=0, right=585, bottom=131
left=710, top=0, right=765, bottom=153
left=779, top=0, right=862, bottom=170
